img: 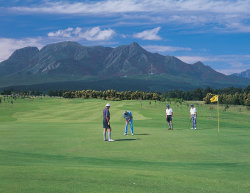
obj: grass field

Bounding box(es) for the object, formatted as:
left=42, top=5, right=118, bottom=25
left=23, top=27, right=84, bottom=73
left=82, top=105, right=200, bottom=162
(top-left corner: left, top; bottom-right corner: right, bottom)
left=0, top=97, right=249, bottom=193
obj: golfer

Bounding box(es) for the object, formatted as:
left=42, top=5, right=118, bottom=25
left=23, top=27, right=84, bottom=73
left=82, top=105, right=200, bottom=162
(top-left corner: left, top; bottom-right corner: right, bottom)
left=166, top=105, right=173, bottom=130
left=103, top=103, right=114, bottom=142
left=123, top=110, right=134, bottom=136
left=190, top=104, right=197, bottom=130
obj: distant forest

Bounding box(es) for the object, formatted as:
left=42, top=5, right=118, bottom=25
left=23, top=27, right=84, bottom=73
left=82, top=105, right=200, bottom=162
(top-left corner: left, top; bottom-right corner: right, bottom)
left=1, top=85, right=249, bottom=106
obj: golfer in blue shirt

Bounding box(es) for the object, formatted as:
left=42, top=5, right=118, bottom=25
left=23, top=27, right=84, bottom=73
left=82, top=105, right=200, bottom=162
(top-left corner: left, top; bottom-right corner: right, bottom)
left=123, top=110, right=134, bottom=136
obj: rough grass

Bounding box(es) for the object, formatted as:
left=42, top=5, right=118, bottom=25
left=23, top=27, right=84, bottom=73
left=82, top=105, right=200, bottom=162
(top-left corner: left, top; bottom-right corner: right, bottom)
left=0, top=97, right=249, bottom=193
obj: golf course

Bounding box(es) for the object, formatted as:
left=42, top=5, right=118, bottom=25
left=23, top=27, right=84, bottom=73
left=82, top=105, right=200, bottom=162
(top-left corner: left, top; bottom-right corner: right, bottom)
left=0, top=96, right=249, bottom=193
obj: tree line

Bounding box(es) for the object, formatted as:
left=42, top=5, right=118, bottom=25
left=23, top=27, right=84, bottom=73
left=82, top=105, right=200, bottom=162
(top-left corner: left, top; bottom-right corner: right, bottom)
left=62, top=85, right=250, bottom=106
left=162, top=85, right=250, bottom=101
left=1, top=85, right=249, bottom=106
left=62, top=90, right=163, bottom=101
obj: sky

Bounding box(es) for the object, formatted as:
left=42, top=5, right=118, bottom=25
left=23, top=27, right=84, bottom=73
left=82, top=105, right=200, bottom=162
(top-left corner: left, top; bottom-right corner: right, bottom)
left=0, top=0, right=250, bottom=75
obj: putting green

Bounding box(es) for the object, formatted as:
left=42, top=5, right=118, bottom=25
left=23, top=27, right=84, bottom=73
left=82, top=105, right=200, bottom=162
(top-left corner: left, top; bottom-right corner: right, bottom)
left=0, top=97, right=249, bottom=193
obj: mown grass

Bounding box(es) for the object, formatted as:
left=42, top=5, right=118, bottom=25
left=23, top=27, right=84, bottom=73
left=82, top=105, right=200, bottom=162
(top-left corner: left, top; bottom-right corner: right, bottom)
left=0, top=97, right=249, bottom=193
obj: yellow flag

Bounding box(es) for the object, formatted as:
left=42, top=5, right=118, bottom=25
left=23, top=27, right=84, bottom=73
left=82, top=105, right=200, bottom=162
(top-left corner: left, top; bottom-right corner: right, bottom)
left=210, top=95, right=218, bottom=103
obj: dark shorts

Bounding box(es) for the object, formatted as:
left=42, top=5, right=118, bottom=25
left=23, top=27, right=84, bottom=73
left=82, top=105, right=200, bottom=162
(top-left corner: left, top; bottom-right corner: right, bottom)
left=166, top=115, right=172, bottom=122
left=103, top=119, right=111, bottom=129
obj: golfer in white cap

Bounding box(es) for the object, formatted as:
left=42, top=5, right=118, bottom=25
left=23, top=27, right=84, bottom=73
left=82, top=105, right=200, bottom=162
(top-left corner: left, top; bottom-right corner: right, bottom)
left=166, top=105, right=173, bottom=130
left=103, top=103, right=114, bottom=142
left=190, top=104, right=197, bottom=129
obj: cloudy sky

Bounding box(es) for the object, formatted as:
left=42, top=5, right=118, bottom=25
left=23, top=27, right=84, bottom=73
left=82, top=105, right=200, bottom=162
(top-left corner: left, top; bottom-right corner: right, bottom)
left=0, top=0, right=250, bottom=74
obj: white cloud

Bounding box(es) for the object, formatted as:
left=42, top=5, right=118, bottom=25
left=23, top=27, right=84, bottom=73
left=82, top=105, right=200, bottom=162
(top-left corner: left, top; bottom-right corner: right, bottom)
left=217, top=67, right=249, bottom=75
left=7, top=0, right=249, bottom=33
left=177, top=56, right=210, bottom=64
left=177, top=55, right=250, bottom=75
left=0, top=38, right=43, bottom=62
left=121, top=34, right=127, bottom=38
left=79, top=27, right=115, bottom=41
left=133, top=27, right=161, bottom=40
left=48, top=27, right=73, bottom=38
left=9, top=0, right=144, bottom=15
left=143, top=45, right=191, bottom=52
left=9, top=0, right=250, bottom=15
left=178, top=55, right=250, bottom=64
left=48, top=27, right=115, bottom=41
left=224, top=22, right=250, bottom=33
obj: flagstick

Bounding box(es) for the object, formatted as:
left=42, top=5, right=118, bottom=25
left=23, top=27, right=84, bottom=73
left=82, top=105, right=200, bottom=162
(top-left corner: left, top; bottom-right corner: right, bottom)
left=217, top=97, right=220, bottom=134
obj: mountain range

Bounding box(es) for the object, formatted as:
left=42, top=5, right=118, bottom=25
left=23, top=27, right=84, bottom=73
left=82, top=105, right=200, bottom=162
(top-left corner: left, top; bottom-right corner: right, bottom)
left=0, top=41, right=249, bottom=91
left=231, top=69, right=250, bottom=79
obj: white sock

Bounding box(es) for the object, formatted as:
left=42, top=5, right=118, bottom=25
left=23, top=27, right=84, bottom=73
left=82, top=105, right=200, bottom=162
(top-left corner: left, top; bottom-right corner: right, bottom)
left=108, top=131, right=111, bottom=140
left=103, top=131, right=106, bottom=140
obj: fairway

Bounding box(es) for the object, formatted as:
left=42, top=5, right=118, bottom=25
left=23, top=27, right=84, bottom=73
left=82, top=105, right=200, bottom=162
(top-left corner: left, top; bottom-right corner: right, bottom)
left=0, top=97, right=250, bottom=193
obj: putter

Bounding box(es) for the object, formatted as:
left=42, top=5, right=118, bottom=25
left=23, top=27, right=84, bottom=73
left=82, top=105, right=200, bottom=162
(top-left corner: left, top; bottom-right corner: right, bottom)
left=188, top=118, right=191, bottom=129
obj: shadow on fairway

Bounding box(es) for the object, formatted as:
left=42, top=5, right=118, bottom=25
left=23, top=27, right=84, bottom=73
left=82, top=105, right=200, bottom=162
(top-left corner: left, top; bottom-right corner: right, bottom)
left=200, top=127, right=216, bottom=130
left=115, top=139, right=137, bottom=141
left=134, top=133, right=150, bottom=135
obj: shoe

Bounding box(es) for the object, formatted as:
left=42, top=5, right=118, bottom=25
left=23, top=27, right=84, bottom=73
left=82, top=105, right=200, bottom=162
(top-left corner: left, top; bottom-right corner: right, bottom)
left=124, top=133, right=127, bottom=136
left=194, top=128, right=197, bottom=130
left=104, top=139, right=108, bottom=141
left=131, top=134, right=134, bottom=136
left=108, top=139, right=115, bottom=142
left=168, top=128, right=171, bottom=130
left=190, top=128, right=194, bottom=130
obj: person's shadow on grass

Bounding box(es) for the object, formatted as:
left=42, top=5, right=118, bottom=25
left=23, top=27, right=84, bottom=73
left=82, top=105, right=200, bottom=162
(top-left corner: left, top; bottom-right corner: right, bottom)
left=134, top=133, right=150, bottom=135
left=115, top=139, right=137, bottom=141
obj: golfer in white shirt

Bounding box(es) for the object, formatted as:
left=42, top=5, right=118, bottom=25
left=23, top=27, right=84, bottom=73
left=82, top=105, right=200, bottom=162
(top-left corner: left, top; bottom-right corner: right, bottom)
left=190, top=104, right=197, bottom=129
left=166, top=105, right=173, bottom=130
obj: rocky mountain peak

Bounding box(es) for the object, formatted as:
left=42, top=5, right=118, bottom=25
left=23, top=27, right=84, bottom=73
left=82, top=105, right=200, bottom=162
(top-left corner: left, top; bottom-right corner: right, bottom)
left=9, top=47, right=39, bottom=61
left=193, top=61, right=204, bottom=66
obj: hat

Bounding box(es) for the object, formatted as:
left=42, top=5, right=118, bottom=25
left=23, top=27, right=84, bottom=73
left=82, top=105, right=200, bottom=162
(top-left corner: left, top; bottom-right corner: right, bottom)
left=106, top=103, right=111, bottom=107
left=191, top=104, right=194, bottom=107
left=124, top=110, right=128, bottom=115
left=166, top=105, right=170, bottom=108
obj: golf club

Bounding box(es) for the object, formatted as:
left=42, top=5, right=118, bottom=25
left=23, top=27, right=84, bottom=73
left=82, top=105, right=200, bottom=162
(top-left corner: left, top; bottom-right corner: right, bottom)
left=188, top=118, right=191, bottom=129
